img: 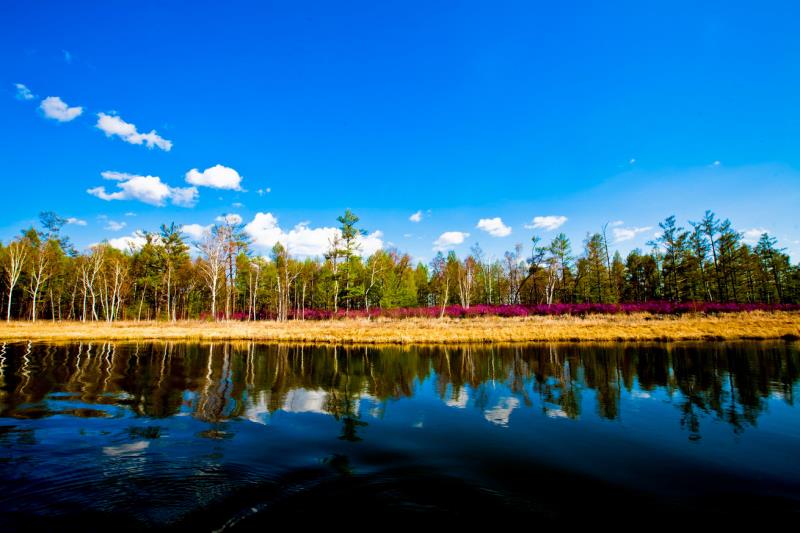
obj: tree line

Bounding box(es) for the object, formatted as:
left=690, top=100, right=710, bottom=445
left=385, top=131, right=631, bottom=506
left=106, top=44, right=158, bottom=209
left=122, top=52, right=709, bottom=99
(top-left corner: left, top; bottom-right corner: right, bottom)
left=1, top=209, right=798, bottom=322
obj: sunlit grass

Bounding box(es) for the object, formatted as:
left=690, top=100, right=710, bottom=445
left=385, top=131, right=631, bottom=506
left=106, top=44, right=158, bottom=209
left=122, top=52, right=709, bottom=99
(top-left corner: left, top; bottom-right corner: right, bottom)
left=0, top=311, right=798, bottom=344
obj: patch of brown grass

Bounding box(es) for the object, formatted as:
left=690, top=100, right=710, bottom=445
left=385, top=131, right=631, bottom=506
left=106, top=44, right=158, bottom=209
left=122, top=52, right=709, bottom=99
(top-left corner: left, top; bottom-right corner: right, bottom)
left=0, top=312, right=798, bottom=345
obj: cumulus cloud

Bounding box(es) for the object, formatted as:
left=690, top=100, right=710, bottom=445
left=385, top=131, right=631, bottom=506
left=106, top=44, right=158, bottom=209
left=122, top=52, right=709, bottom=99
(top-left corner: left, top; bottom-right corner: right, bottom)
left=104, top=220, right=126, bottom=231
left=612, top=226, right=653, bottom=243
left=169, top=186, right=199, bottom=207
left=743, top=228, right=770, bottom=244
left=476, top=217, right=511, bottom=237
left=181, top=223, right=213, bottom=240
left=524, top=215, right=567, bottom=231
left=96, top=112, right=172, bottom=151
left=40, top=96, right=83, bottom=122
left=186, top=164, right=243, bottom=190
left=105, top=231, right=148, bottom=251
left=14, top=83, right=34, bottom=100
left=215, top=213, right=243, bottom=225
left=433, top=231, right=469, bottom=251
left=88, top=171, right=198, bottom=207
left=409, top=210, right=423, bottom=223
left=66, top=217, right=87, bottom=226
left=244, top=212, right=384, bottom=257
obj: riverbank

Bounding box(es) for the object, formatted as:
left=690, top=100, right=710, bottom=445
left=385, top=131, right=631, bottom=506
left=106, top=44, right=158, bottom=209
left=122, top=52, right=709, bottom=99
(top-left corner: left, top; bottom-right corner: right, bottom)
left=1, top=312, right=798, bottom=344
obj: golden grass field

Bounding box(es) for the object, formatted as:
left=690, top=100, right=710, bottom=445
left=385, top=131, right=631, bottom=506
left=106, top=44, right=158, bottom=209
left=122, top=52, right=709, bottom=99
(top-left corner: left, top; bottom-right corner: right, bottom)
left=0, top=312, right=798, bottom=345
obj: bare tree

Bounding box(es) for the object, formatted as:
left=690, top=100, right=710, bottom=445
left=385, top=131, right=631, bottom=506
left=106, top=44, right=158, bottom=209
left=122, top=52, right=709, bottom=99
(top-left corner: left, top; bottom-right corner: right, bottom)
left=4, top=241, right=28, bottom=322
left=104, top=256, right=128, bottom=322
left=273, top=243, right=300, bottom=322
left=197, top=227, right=226, bottom=321
left=28, top=239, right=53, bottom=322
left=363, top=253, right=386, bottom=314
left=458, top=256, right=475, bottom=309
left=248, top=259, right=261, bottom=321
left=80, top=246, right=105, bottom=322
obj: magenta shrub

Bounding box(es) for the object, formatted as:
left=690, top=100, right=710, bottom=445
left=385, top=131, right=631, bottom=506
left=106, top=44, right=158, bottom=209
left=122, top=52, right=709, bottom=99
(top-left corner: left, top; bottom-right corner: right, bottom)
left=213, top=302, right=798, bottom=321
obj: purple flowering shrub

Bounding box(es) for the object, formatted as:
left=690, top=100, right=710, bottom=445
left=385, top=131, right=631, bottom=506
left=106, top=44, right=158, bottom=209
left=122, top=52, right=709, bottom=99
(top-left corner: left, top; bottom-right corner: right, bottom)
left=209, top=302, right=798, bottom=321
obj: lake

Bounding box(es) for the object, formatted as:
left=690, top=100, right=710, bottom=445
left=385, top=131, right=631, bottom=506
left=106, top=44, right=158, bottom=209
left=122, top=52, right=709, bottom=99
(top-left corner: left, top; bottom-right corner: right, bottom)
left=1, top=341, right=798, bottom=528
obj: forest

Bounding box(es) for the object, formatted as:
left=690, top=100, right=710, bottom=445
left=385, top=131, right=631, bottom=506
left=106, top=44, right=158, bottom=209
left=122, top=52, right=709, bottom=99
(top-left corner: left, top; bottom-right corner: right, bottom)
left=1, top=209, right=798, bottom=322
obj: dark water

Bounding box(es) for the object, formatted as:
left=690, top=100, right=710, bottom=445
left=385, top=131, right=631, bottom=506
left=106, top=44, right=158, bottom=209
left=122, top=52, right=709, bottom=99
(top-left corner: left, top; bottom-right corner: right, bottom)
left=0, top=341, right=799, bottom=529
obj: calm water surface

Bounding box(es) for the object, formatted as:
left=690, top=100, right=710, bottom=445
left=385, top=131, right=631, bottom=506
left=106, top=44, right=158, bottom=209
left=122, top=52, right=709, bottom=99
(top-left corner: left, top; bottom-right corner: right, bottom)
left=0, top=341, right=798, bottom=528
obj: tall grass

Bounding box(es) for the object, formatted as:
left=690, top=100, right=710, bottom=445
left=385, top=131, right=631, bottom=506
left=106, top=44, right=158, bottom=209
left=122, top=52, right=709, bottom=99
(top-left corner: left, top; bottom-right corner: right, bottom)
left=1, top=311, right=797, bottom=344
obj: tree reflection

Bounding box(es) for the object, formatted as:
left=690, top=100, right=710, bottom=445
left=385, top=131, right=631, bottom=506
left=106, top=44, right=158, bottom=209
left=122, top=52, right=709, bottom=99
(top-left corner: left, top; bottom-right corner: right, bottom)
left=0, top=341, right=797, bottom=440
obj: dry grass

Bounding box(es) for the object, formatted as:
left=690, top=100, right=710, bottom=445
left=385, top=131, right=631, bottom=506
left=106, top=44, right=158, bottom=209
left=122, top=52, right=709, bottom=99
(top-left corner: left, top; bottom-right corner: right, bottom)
left=0, top=312, right=798, bottom=345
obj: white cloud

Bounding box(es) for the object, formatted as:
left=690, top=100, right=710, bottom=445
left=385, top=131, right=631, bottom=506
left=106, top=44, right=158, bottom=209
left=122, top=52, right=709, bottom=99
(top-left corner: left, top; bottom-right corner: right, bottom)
left=66, top=217, right=87, bottom=226
left=483, top=396, right=520, bottom=427
left=216, top=213, right=243, bottom=225
left=14, top=83, right=34, bottom=101
left=524, top=215, right=567, bottom=231
left=359, top=231, right=384, bottom=256
left=629, top=158, right=636, bottom=164
left=612, top=226, right=653, bottom=243
left=256, top=188, right=271, bottom=196
left=169, top=186, right=200, bottom=207
left=104, top=220, right=126, bottom=231
left=186, top=164, right=243, bottom=190
left=40, top=96, right=83, bottom=122
left=433, top=231, right=469, bottom=251
left=245, top=212, right=384, bottom=257
left=610, top=220, right=624, bottom=227
left=409, top=210, right=423, bottom=223
left=445, top=388, right=469, bottom=409
left=88, top=171, right=198, bottom=207
left=476, top=217, right=511, bottom=237
left=181, top=223, right=213, bottom=240
left=105, top=231, right=148, bottom=251
left=712, top=160, right=721, bottom=166
left=124, top=212, right=137, bottom=217
left=743, top=228, right=770, bottom=244
left=96, top=112, right=172, bottom=151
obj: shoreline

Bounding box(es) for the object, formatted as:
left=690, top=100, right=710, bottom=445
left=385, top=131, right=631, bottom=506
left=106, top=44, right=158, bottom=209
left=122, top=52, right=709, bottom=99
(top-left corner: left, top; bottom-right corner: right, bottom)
left=0, top=312, right=798, bottom=345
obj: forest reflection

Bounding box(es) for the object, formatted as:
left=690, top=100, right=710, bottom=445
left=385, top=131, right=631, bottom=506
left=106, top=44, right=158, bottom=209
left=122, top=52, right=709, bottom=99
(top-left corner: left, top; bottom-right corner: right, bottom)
left=0, top=341, right=797, bottom=439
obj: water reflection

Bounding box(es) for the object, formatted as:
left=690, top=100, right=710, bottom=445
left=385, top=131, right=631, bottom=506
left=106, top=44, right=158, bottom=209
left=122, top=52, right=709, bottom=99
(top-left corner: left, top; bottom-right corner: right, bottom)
left=0, top=341, right=796, bottom=439
left=1, top=340, right=799, bottom=527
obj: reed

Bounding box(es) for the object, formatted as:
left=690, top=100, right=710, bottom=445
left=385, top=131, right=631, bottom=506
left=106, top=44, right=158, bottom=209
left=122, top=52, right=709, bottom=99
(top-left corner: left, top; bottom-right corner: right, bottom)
left=0, top=311, right=798, bottom=344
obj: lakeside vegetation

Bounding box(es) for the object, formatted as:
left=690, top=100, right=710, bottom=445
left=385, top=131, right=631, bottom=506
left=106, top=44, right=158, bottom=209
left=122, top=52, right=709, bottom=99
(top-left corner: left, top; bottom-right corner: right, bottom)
left=1, top=313, right=798, bottom=344
left=1, top=209, right=798, bottom=325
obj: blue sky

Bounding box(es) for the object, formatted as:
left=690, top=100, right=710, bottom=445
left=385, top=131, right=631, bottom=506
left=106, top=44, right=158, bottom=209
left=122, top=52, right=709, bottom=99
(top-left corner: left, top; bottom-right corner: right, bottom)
left=2, top=1, right=799, bottom=262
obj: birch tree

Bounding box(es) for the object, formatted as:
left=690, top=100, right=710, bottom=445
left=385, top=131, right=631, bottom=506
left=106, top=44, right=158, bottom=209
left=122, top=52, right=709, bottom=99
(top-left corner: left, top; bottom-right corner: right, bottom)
left=272, top=243, right=300, bottom=322
left=27, top=232, right=54, bottom=322
left=457, top=256, right=475, bottom=309
left=4, top=240, right=28, bottom=322
left=197, top=227, right=226, bottom=320
left=103, top=254, right=128, bottom=322
left=80, top=246, right=105, bottom=322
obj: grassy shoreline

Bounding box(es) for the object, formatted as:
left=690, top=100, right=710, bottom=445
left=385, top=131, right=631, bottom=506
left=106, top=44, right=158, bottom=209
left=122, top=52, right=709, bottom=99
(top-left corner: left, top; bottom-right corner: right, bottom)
left=0, top=312, right=798, bottom=345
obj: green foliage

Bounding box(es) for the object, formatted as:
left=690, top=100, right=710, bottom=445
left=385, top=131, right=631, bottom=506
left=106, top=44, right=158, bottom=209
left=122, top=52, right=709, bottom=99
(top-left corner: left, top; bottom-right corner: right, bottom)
left=2, top=210, right=799, bottom=321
